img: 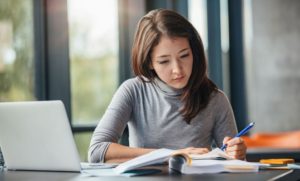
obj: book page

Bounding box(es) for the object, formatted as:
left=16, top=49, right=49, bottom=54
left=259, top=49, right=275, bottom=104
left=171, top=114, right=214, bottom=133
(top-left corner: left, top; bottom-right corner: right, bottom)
left=114, top=148, right=174, bottom=174
left=189, top=148, right=233, bottom=160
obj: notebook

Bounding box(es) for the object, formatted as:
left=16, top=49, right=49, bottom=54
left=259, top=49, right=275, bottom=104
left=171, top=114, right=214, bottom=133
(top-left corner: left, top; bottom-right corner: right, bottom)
left=0, top=100, right=81, bottom=172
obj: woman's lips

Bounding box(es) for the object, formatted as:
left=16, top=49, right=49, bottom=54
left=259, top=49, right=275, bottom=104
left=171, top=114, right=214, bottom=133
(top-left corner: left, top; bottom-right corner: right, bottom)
left=173, top=76, right=184, bottom=81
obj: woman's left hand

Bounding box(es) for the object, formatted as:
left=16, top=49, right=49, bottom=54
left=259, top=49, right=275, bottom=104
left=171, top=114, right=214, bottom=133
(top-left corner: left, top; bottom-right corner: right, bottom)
left=222, top=136, right=247, bottom=160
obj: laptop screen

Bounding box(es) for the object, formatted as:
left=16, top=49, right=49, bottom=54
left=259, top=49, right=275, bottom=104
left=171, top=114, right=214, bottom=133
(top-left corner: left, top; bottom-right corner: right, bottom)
left=0, top=100, right=81, bottom=172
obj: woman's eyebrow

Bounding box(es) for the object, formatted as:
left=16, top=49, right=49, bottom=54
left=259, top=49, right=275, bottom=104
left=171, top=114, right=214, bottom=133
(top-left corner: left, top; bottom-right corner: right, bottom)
left=179, top=48, right=189, bottom=53
left=155, top=48, right=190, bottom=59
left=156, top=54, right=170, bottom=58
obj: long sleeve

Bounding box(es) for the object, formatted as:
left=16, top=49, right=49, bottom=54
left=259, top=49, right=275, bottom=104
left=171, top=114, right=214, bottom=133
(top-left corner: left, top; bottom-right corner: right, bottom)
left=212, top=90, right=238, bottom=147
left=88, top=80, right=134, bottom=163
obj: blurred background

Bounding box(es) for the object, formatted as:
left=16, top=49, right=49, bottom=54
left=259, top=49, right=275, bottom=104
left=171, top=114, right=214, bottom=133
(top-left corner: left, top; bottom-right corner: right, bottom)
left=0, top=0, right=299, bottom=162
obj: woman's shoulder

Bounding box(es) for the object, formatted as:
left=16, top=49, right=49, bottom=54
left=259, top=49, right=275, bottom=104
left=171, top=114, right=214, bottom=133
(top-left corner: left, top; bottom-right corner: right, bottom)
left=209, top=89, right=231, bottom=107
left=120, top=77, right=146, bottom=89
left=119, top=76, right=151, bottom=93
left=200, top=89, right=232, bottom=116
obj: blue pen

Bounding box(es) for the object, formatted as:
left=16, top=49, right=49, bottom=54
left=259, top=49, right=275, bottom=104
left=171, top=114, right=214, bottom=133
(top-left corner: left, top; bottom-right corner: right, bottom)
left=220, top=122, right=255, bottom=151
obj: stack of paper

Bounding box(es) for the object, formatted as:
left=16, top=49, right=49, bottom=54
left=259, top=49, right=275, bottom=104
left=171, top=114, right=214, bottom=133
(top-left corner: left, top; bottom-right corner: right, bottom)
left=169, top=157, right=261, bottom=174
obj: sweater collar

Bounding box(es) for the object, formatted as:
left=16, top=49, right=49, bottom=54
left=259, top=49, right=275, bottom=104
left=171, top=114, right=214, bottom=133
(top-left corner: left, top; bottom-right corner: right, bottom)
left=153, top=78, right=184, bottom=96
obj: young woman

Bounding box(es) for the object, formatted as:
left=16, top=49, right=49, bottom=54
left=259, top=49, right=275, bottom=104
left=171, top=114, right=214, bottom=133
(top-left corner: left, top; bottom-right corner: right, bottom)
left=88, top=9, right=246, bottom=163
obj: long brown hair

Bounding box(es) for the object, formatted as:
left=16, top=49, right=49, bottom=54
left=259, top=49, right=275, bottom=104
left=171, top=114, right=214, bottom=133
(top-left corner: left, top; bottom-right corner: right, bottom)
left=132, top=9, right=217, bottom=124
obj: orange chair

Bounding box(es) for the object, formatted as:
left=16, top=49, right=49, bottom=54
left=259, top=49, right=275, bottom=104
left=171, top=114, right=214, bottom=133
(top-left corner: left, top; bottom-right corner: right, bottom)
left=242, top=130, right=300, bottom=149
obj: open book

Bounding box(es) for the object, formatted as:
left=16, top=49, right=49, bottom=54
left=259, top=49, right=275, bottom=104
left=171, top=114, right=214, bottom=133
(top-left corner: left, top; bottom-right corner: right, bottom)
left=114, top=148, right=263, bottom=174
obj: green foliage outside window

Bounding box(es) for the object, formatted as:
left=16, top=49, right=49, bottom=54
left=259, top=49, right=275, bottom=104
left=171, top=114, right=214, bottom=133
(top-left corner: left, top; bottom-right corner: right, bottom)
left=0, top=0, right=35, bottom=101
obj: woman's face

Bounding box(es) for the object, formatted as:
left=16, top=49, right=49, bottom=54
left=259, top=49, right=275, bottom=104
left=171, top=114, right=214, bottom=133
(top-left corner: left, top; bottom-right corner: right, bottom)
left=151, top=36, right=193, bottom=89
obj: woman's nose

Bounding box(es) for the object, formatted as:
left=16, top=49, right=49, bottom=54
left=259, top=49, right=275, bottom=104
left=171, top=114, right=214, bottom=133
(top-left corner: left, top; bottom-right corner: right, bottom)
left=172, top=60, right=183, bottom=74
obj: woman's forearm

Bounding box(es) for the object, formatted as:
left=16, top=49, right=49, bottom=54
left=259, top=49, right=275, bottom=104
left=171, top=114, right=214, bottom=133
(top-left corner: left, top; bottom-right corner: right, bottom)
left=104, top=143, right=155, bottom=163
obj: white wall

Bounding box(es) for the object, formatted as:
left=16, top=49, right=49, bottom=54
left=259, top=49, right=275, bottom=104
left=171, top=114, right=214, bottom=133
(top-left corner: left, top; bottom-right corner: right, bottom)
left=246, top=0, right=300, bottom=132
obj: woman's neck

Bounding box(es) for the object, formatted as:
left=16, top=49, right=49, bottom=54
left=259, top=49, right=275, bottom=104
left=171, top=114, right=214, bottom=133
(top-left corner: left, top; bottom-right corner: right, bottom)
left=153, top=77, right=184, bottom=96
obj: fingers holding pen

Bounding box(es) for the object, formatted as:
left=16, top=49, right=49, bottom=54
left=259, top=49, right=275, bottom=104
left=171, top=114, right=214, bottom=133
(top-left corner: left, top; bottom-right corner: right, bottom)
left=223, top=137, right=247, bottom=160
left=224, top=137, right=244, bottom=147
left=222, top=136, right=232, bottom=146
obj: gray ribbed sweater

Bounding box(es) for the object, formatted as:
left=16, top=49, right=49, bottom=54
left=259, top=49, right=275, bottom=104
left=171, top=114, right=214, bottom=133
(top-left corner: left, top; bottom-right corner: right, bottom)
left=88, top=77, right=237, bottom=163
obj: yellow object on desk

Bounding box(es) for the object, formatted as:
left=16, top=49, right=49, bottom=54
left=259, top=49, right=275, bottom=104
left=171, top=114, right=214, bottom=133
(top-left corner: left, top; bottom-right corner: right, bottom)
left=260, top=158, right=295, bottom=164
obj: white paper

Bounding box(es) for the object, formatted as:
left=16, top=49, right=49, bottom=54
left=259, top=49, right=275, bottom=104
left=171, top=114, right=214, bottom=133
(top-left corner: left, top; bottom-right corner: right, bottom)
left=114, top=148, right=174, bottom=174
left=80, top=162, right=118, bottom=170
left=82, top=169, right=119, bottom=177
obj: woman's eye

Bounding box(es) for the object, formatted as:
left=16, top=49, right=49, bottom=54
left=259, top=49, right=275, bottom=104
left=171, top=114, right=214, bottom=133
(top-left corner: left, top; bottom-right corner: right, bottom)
left=158, top=60, right=169, bottom=64
left=180, top=54, right=189, bottom=59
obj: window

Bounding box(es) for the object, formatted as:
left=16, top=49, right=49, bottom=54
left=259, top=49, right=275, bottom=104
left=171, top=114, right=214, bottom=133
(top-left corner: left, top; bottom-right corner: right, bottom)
left=0, top=0, right=35, bottom=101
left=188, top=0, right=208, bottom=50
left=68, top=0, right=119, bottom=161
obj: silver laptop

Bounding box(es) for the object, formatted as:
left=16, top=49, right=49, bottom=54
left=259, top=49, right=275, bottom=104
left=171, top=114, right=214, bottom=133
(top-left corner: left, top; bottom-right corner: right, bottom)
left=0, top=100, right=81, bottom=172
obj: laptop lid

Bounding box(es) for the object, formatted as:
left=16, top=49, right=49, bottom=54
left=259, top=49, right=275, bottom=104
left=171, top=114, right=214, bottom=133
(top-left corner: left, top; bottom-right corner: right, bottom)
left=0, top=100, right=81, bottom=172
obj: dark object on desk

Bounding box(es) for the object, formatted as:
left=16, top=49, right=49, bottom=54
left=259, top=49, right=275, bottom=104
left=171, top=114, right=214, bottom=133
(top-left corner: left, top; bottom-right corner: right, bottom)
left=246, top=148, right=300, bottom=162
left=0, top=147, right=4, bottom=167
left=124, top=168, right=162, bottom=176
